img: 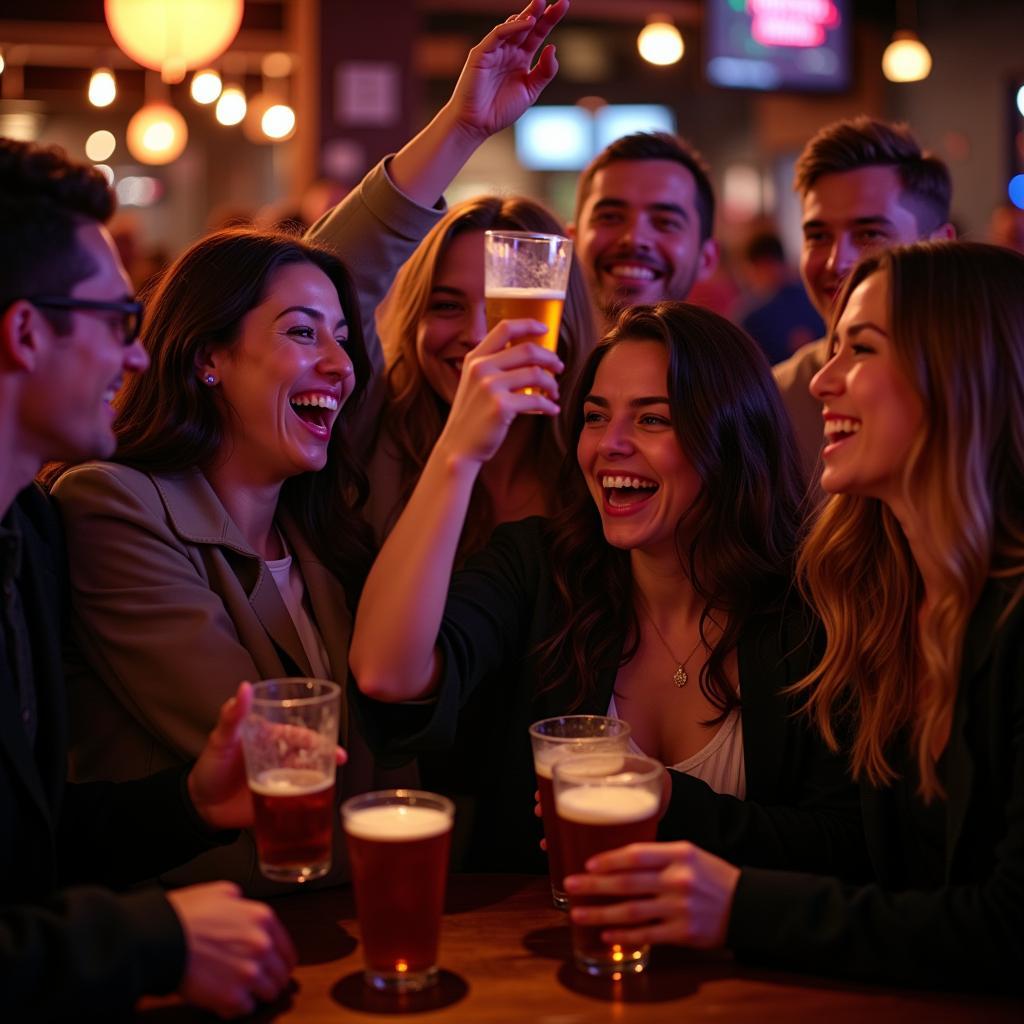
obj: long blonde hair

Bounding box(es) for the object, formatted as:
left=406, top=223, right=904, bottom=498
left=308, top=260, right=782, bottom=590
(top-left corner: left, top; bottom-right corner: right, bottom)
left=794, top=241, right=1024, bottom=799
left=376, top=195, right=597, bottom=555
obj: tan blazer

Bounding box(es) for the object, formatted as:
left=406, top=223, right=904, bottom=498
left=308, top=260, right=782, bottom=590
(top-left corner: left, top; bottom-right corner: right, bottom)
left=52, top=462, right=411, bottom=888
left=773, top=337, right=828, bottom=493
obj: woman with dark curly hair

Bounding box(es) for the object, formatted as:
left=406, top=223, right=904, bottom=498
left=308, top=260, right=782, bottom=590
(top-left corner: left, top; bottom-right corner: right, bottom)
left=566, top=242, right=1024, bottom=992
left=351, top=301, right=861, bottom=874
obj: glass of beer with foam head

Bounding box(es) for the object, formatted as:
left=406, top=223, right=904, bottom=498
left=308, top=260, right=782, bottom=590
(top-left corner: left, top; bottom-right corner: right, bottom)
left=554, top=753, right=662, bottom=977
left=241, top=678, right=340, bottom=884
left=484, top=229, right=572, bottom=396
left=342, top=789, right=454, bottom=993
left=529, top=715, right=631, bottom=910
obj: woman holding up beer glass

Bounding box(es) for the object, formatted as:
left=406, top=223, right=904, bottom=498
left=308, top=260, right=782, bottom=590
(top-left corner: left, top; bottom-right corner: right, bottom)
left=368, top=194, right=597, bottom=557
left=564, top=243, right=1024, bottom=991
left=350, top=301, right=862, bottom=878
left=50, top=0, right=570, bottom=886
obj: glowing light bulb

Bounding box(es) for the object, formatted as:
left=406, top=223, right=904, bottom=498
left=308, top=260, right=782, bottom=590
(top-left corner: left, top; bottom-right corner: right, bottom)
left=88, top=68, right=117, bottom=107
left=261, top=104, right=296, bottom=140
left=191, top=69, right=222, bottom=104
left=216, top=86, right=247, bottom=126
left=637, top=17, right=684, bottom=67
left=126, top=102, right=188, bottom=164
left=881, top=31, right=932, bottom=83
left=1016, top=85, right=1024, bottom=119
left=85, top=130, right=116, bottom=162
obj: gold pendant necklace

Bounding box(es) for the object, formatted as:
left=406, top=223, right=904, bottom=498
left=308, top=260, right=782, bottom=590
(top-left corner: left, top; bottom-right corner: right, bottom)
left=640, top=606, right=708, bottom=689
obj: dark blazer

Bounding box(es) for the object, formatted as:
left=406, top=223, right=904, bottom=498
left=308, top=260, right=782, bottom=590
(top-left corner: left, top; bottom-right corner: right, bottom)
left=728, top=580, right=1024, bottom=991
left=354, top=517, right=864, bottom=875
left=0, top=485, right=227, bottom=1018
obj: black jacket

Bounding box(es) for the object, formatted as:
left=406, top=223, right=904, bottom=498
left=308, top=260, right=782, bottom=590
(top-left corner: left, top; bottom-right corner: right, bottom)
left=728, top=580, right=1024, bottom=991
left=355, top=517, right=864, bottom=875
left=0, top=485, right=227, bottom=1018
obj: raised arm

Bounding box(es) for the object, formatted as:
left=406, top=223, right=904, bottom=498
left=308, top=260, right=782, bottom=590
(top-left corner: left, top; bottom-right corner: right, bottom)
left=388, top=0, right=567, bottom=206
left=349, top=323, right=562, bottom=701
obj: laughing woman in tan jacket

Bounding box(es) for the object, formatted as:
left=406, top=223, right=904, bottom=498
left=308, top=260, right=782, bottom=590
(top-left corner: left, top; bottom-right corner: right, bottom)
left=51, top=1, right=569, bottom=886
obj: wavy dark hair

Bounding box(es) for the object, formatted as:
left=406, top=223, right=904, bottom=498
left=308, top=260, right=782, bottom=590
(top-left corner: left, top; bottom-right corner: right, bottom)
left=377, top=194, right=597, bottom=557
left=535, top=302, right=806, bottom=715
left=110, top=228, right=375, bottom=600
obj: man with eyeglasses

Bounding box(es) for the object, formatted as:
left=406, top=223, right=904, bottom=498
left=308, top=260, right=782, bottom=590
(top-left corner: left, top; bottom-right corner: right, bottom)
left=0, top=139, right=295, bottom=1017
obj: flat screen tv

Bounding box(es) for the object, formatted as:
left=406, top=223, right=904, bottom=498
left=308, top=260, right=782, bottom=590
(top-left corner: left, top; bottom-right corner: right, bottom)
left=705, top=0, right=851, bottom=93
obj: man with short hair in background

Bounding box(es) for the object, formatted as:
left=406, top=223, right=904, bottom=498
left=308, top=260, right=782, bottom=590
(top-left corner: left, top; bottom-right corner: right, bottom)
left=0, top=137, right=297, bottom=1019
left=571, top=131, right=720, bottom=325
left=774, top=117, right=955, bottom=481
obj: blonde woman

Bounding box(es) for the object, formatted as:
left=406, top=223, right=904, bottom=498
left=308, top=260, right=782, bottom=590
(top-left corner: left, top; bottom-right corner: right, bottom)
left=367, top=195, right=597, bottom=557
left=565, top=241, right=1024, bottom=990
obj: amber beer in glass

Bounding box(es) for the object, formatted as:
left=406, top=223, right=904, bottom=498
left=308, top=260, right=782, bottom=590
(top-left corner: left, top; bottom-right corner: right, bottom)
left=484, top=230, right=573, bottom=397
left=342, top=790, right=454, bottom=993
left=241, top=678, right=340, bottom=883
left=528, top=716, right=631, bottom=910
left=554, top=753, right=662, bottom=977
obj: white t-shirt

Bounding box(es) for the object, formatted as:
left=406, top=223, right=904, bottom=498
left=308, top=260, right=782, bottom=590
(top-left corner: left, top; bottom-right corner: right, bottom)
left=607, top=693, right=747, bottom=799
left=265, top=553, right=333, bottom=681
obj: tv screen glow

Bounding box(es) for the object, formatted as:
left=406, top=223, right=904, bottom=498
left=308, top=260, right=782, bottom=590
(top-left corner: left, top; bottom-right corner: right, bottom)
left=705, top=0, right=851, bottom=93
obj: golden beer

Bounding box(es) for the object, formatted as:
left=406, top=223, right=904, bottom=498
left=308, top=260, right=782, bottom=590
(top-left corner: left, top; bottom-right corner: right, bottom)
left=485, top=287, right=566, bottom=353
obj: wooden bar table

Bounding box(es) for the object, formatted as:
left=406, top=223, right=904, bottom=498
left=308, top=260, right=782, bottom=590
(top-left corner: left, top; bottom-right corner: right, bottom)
left=136, top=875, right=1021, bottom=1023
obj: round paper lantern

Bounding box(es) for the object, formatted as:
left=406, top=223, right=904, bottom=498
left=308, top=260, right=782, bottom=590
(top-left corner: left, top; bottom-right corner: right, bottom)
left=105, top=0, right=243, bottom=83
left=126, top=102, right=188, bottom=164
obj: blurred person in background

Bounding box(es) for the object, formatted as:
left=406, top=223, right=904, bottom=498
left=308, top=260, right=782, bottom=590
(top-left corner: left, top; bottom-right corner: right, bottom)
left=737, top=228, right=823, bottom=365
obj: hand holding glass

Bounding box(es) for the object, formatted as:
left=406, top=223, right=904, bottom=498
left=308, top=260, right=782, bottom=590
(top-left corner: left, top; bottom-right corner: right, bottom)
left=240, top=678, right=340, bottom=884
left=554, top=753, right=663, bottom=977
left=529, top=715, right=631, bottom=909
left=484, top=230, right=572, bottom=397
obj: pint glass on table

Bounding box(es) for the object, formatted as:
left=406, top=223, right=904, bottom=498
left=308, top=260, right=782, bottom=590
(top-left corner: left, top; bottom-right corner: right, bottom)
left=528, top=715, right=631, bottom=910
left=240, top=678, right=340, bottom=884
left=484, top=230, right=573, bottom=397
left=342, top=789, right=454, bottom=993
left=554, top=753, right=662, bottom=977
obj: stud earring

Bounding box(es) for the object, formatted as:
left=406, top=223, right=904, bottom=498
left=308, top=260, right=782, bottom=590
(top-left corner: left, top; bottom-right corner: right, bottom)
left=204, top=374, right=216, bottom=386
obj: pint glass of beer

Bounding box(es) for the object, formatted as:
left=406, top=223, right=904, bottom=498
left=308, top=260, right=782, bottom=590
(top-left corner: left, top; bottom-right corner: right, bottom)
left=484, top=229, right=573, bottom=396
left=554, top=753, right=662, bottom=977
left=342, top=789, right=454, bottom=993
left=529, top=715, right=631, bottom=910
left=241, top=678, right=340, bottom=884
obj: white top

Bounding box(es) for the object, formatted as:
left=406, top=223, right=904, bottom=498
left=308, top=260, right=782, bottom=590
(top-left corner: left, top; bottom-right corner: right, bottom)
left=265, top=553, right=332, bottom=681
left=607, top=693, right=747, bottom=799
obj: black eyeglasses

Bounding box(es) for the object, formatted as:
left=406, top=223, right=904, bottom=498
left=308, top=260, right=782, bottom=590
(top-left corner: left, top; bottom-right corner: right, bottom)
left=29, top=296, right=143, bottom=346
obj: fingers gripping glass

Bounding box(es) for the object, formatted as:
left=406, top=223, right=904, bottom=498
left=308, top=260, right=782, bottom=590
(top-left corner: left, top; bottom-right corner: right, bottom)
left=29, top=296, right=143, bottom=345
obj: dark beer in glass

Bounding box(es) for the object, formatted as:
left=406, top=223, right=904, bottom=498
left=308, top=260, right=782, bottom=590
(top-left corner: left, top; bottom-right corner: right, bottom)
left=342, top=790, right=454, bottom=993
left=241, top=678, right=340, bottom=883
left=554, top=754, right=662, bottom=976
left=529, top=715, right=630, bottom=908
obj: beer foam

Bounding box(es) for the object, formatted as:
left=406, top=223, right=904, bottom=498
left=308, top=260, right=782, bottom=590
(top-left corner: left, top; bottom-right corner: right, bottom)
left=251, top=767, right=333, bottom=796
left=485, top=286, right=565, bottom=300
left=555, top=785, right=659, bottom=826
left=534, top=750, right=626, bottom=780
left=344, top=804, right=451, bottom=842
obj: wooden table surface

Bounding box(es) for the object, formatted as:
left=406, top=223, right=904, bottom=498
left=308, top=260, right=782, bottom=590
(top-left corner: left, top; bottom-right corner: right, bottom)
left=136, top=874, right=1020, bottom=1023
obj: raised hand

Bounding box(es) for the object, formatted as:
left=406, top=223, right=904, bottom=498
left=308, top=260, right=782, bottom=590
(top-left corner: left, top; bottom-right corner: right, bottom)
left=436, top=319, right=563, bottom=467
left=448, top=0, right=569, bottom=144
left=168, top=882, right=297, bottom=1018
left=563, top=841, right=741, bottom=950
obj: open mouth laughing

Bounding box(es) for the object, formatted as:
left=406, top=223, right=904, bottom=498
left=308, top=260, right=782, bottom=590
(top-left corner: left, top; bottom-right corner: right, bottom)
left=289, top=390, right=340, bottom=439
left=598, top=471, right=659, bottom=513
left=822, top=415, right=861, bottom=455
